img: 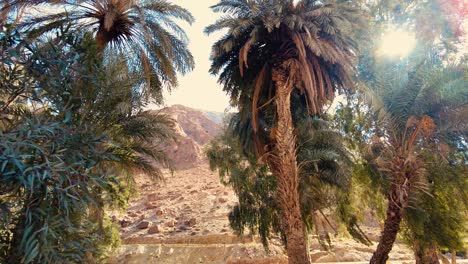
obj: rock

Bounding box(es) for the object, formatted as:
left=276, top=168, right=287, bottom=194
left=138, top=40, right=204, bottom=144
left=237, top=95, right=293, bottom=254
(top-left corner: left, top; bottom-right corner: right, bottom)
left=221, top=228, right=228, bottom=233
left=148, top=225, right=160, bottom=234
left=185, top=218, right=197, bottom=227
left=156, top=105, right=222, bottom=169
left=147, top=193, right=159, bottom=201
left=310, top=251, right=329, bottom=262
left=136, top=221, right=149, bottom=229
left=128, top=212, right=138, bottom=217
left=145, top=203, right=158, bottom=209
left=179, top=226, right=188, bottom=231
left=190, top=232, right=197, bottom=236
left=155, top=209, right=165, bottom=216
left=218, top=197, right=228, bottom=203
left=120, top=220, right=131, bottom=228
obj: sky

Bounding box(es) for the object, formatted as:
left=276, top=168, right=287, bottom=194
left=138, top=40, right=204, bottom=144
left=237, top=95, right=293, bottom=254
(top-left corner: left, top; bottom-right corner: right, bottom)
left=150, top=0, right=231, bottom=113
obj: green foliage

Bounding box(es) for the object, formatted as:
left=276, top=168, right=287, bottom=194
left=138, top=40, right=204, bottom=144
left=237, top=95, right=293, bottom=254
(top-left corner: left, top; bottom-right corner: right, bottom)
left=0, top=118, right=121, bottom=263
left=337, top=50, right=468, bottom=255
left=206, top=97, right=371, bottom=249
left=206, top=115, right=281, bottom=248
left=402, top=147, right=468, bottom=252
left=0, top=26, right=175, bottom=263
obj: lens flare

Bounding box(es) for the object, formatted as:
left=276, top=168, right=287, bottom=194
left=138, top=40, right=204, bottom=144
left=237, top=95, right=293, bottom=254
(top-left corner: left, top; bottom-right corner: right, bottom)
left=377, top=29, right=417, bottom=58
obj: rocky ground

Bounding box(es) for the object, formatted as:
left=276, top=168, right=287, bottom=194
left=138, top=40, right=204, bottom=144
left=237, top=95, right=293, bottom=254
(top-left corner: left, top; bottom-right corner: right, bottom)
left=108, top=162, right=419, bottom=264
left=106, top=105, right=462, bottom=263
left=116, top=164, right=237, bottom=241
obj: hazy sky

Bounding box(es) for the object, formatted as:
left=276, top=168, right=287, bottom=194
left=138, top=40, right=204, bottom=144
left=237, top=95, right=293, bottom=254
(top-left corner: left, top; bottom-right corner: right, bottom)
left=153, top=0, right=231, bottom=113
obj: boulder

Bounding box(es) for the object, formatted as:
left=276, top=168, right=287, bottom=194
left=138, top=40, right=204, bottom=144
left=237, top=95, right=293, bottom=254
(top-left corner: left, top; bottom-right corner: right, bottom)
left=148, top=225, right=160, bottom=234
left=120, top=220, right=131, bottom=228
left=185, top=218, right=197, bottom=227
left=136, top=221, right=149, bottom=229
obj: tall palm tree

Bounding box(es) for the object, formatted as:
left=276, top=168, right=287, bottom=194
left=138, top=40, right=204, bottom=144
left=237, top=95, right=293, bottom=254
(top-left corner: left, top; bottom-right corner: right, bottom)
left=206, top=97, right=371, bottom=252
left=206, top=1, right=362, bottom=262
left=4, top=0, right=195, bottom=103
left=363, top=60, right=467, bottom=264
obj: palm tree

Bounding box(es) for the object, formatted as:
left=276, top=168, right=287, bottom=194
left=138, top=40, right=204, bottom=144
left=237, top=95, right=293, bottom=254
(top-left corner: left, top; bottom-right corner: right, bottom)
left=4, top=0, right=194, bottom=103
left=0, top=30, right=178, bottom=262
left=363, top=60, right=467, bottom=264
left=206, top=1, right=362, bottom=262
left=206, top=102, right=371, bottom=252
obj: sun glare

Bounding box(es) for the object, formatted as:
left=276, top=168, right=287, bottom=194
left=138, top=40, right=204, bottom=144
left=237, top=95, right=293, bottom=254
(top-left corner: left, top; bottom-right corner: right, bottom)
left=377, top=29, right=417, bottom=58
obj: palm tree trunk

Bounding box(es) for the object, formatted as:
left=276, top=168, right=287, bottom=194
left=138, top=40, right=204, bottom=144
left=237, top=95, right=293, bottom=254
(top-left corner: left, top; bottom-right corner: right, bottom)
left=270, top=65, right=310, bottom=264
left=413, top=240, right=440, bottom=264
left=370, top=186, right=403, bottom=264
left=95, top=29, right=108, bottom=52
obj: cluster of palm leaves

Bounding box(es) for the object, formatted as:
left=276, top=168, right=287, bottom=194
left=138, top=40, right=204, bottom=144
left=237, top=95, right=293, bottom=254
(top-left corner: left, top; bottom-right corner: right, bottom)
left=2, top=0, right=194, bottom=103
left=206, top=0, right=362, bottom=120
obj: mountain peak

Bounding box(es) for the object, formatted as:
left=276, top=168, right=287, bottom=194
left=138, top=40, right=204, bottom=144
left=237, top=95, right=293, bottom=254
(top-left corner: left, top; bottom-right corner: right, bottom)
left=153, top=104, right=223, bottom=169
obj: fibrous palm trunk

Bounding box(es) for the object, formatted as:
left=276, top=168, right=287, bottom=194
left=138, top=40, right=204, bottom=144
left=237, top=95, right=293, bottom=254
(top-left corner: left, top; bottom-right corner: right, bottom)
left=371, top=148, right=424, bottom=264
left=370, top=185, right=403, bottom=264
left=270, top=64, right=310, bottom=264
left=95, top=28, right=110, bottom=52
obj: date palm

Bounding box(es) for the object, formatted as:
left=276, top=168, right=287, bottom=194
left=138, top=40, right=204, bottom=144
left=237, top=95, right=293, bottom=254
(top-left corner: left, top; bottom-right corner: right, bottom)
left=364, top=60, right=467, bottom=264
left=207, top=95, right=371, bottom=252
left=4, top=0, right=194, bottom=103
left=206, top=0, right=363, bottom=262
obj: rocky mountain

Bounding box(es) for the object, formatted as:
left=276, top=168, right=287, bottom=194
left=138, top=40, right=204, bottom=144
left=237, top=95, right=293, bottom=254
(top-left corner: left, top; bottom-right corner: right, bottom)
left=155, top=105, right=223, bottom=169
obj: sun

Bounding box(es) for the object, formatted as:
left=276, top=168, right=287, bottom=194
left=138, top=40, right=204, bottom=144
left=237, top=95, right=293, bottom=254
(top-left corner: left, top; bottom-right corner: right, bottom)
left=377, top=28, right=417, bottom=58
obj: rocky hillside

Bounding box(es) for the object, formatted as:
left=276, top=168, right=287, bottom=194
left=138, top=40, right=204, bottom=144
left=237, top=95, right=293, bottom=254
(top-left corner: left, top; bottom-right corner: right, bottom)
left=109, top=161, right=415, bottom=264
left=155, top=105, right=223, bottom=169
left=109, top=105, right=429, bottom=264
